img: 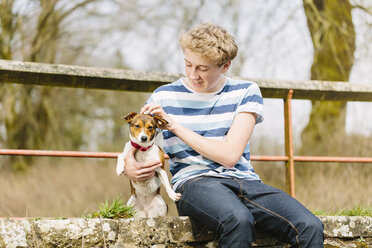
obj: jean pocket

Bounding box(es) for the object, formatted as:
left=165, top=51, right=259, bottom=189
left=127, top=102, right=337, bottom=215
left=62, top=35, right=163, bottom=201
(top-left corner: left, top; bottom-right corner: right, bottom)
left=177, top=176, right=206, bottom=194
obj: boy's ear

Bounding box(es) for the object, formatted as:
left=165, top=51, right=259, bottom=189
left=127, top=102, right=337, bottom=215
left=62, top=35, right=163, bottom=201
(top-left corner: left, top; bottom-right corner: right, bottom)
left=221, top=60, right=231, bottom=73
left=153, top=115, right=168, bottom=127
left=122, top=112, right=137, bottom=123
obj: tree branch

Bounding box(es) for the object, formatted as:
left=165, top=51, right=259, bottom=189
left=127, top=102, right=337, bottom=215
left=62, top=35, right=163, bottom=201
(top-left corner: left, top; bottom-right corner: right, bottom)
left=352, top=4, right=372, bottom=16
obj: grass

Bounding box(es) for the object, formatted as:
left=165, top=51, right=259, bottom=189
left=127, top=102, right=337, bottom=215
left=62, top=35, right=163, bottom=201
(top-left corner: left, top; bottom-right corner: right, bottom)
left=0, top=149, right=370, bottom=218
left=0, top=157, right=180, bottom=218
left=313, top=205, right=372, bottom=217
left=84, top=195, right=135, bottom=219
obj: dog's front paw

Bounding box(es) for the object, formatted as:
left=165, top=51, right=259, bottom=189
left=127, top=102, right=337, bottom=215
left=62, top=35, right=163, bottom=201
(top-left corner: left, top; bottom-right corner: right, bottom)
left=175, top=193, right=181, bottom=201
left=116, top=161, right=125, bottom=176
left=116, top=168, right=124, bottom=176
left=169, top=191, right=182, bottom=202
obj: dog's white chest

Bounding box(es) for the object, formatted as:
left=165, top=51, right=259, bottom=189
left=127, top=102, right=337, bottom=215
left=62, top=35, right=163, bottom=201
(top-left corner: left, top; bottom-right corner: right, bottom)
left=133, top=146, right=162, bottom=196
left=134, top=145, right=160, bottom=163
left=132, top=175, right=161, bottom=196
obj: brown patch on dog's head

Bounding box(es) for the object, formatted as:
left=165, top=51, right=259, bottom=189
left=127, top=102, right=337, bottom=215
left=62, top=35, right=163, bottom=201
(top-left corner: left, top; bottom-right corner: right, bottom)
left=152, top=115, right=168, bottom=128
left=122, top=112, right=137, bottom=123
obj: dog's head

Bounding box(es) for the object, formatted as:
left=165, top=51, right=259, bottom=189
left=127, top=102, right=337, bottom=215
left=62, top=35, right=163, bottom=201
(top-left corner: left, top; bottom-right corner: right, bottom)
left=123, top=112, right=168, bottom=146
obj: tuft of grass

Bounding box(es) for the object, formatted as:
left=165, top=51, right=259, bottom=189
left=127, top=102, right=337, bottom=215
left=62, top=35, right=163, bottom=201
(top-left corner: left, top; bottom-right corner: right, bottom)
left=84, top=195, right=135, bottom=219
left=313, top=205, right=372, bottom=217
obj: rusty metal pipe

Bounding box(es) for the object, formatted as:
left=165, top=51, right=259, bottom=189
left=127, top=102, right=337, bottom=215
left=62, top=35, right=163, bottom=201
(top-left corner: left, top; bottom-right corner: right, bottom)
left=294, top=156, right=372, bottom=163
left=284, top=89, right=295, bottom=197
left=0, top=149, right=119, bottom=158
left=251, top=155, right=289, bottom=161
left=1, top=149, right=372, bottom=163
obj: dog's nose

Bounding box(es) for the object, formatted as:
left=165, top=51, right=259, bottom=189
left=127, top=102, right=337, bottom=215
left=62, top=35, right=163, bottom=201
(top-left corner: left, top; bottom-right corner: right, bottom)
left=141, top=136, right=148, bottom=142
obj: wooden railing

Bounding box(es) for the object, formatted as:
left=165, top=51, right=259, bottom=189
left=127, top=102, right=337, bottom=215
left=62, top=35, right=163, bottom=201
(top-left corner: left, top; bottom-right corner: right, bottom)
left=1, top=59, right=372, bottom=197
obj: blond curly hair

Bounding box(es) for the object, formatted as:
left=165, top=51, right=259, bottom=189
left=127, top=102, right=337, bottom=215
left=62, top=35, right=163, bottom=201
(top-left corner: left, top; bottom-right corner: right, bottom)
left=179, top=23, right=238, bottom=66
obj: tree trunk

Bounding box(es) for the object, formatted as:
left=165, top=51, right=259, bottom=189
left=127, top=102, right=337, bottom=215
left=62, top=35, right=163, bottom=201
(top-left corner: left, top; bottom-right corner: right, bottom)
left=301, top=0, right=355, bottom=156
left=0, top=0, right=93, bottom=170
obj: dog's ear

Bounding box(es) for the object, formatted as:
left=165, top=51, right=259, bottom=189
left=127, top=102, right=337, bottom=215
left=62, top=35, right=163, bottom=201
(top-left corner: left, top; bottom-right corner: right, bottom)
left=153, top=115, right=168, bottom=127
left=122, top=112, right=137, bottom=123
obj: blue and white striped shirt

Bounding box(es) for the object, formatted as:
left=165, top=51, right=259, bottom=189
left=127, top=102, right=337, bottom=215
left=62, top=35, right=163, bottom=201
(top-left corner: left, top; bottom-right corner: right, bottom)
left=147, top=77, right=264, bottom=190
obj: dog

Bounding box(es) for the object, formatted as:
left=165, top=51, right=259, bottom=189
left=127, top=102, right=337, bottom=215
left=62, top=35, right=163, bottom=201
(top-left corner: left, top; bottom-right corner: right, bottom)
left=116, top=112, right=181, bottom=218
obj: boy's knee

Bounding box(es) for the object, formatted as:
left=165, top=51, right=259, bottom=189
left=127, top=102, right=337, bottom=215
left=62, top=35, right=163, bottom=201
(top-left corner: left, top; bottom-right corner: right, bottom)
left=303, top=216, right=324, bottom=235
left=218, top=212, right=255, bottom=246
left=220, top=211, right=254, bottom=234
left=297, top=216, right=324, bottom=247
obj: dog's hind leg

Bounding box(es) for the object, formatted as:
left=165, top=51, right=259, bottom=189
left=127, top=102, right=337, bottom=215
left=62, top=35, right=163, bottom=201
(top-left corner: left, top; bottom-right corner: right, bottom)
left=127, top=195, right=136, bottom=208
left=147, top=195, right=167, bottom=218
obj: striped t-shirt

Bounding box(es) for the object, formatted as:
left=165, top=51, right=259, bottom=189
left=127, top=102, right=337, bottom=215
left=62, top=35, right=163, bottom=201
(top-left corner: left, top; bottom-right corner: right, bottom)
left=147, top=77, right=264, bottom=190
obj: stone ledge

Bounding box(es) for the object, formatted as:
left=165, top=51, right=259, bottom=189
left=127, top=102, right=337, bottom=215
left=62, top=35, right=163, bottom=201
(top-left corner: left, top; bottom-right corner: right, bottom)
left=0, top=216, right=371, bottom=247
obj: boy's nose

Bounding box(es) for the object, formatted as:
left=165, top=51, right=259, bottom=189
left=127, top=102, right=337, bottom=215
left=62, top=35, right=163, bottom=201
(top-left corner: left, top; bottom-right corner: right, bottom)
left=141, top=136, right=148, bottom=142
left=190, top=69, right=199, bottom=79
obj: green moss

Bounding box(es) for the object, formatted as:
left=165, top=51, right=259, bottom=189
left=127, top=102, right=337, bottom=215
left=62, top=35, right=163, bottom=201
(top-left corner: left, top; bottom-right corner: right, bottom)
left=0, top=237, right=5, bottom=247
left=313, top=205, right=372, bottom=217
left=354, top=241, right=368, bottom=248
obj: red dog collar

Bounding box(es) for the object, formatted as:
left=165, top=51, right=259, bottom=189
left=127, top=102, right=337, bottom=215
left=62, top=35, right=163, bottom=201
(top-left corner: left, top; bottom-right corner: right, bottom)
left=130, top=140, right=153, bottom=152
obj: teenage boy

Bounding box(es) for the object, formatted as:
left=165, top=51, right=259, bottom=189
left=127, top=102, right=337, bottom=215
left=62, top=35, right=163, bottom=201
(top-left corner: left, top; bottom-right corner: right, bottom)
left=124, top=22, right=324, bottom=248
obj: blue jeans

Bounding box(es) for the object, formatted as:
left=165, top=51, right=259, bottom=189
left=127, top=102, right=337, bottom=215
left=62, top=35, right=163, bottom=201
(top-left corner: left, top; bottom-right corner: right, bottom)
left=175, top=177, right=324, bottom=248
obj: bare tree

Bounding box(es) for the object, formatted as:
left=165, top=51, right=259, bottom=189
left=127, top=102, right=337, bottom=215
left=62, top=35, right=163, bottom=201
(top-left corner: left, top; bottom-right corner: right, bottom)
left=0, top=0, right=98, bottom=170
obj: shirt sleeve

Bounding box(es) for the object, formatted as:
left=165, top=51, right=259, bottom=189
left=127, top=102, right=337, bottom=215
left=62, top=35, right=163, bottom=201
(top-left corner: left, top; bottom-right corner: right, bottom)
left=145, top=91, right=158, bottom=105
left=236, top=82, right=264, bottom=124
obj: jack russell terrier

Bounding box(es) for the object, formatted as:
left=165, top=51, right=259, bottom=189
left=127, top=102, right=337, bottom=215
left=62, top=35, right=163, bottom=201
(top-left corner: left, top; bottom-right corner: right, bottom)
left=116, top=112, right=181, bottom=218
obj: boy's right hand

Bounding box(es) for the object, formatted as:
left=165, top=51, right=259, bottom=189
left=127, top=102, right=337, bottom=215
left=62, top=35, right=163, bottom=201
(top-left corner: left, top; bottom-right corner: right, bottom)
left=124, top=148, right=162, bottom=181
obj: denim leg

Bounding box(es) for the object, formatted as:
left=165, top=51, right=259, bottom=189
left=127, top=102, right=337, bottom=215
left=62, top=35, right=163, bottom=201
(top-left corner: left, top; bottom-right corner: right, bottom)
left=237, top=180, right=324, bottom=248
left=176, top=177, right=255, bottom=248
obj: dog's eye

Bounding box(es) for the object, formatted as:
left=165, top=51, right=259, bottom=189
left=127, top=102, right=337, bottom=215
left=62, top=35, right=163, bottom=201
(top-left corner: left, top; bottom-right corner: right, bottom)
left=134, top=124, right=140, bottom=128
left=148, top=126, right=154, bottom=130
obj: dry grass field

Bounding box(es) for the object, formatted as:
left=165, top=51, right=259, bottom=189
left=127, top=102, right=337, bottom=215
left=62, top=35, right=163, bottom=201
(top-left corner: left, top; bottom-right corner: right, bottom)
left=254, top=162, right=372, bottom=212
left=0, top=157, right=179, bottom=217
left=0, top=154, right=370, bottom=217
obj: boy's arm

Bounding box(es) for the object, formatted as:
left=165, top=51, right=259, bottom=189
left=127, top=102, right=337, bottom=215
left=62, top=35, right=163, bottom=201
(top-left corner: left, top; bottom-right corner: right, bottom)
left=141, top=103, right=256, bottom=168
left=170, top=112, right=256, bottom=168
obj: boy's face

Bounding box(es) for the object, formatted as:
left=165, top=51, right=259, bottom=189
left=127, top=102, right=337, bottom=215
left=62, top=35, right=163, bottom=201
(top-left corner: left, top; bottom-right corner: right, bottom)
left=183, top=49, right=230, bottom=93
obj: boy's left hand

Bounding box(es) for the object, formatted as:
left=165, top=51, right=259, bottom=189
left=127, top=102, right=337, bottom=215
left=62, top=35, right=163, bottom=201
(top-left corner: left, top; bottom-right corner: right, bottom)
left=140, top=103, right=175, bottom=130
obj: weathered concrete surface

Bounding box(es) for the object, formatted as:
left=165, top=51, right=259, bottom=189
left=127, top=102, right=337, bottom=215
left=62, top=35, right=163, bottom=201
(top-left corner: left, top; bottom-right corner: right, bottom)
left=319, top=216, right=372, bottom=238
left=0, top=216, right=371, bottom=247
left=1, top=59, right=372, bottom=101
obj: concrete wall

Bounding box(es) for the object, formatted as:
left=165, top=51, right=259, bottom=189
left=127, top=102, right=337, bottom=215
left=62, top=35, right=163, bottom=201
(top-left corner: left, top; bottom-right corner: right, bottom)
left=0, top=216, right=371, bottom=248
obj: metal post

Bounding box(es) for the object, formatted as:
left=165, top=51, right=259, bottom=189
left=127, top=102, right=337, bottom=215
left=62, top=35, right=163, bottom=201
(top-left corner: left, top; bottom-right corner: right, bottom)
left=284, top=90, right=295, bottom=197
